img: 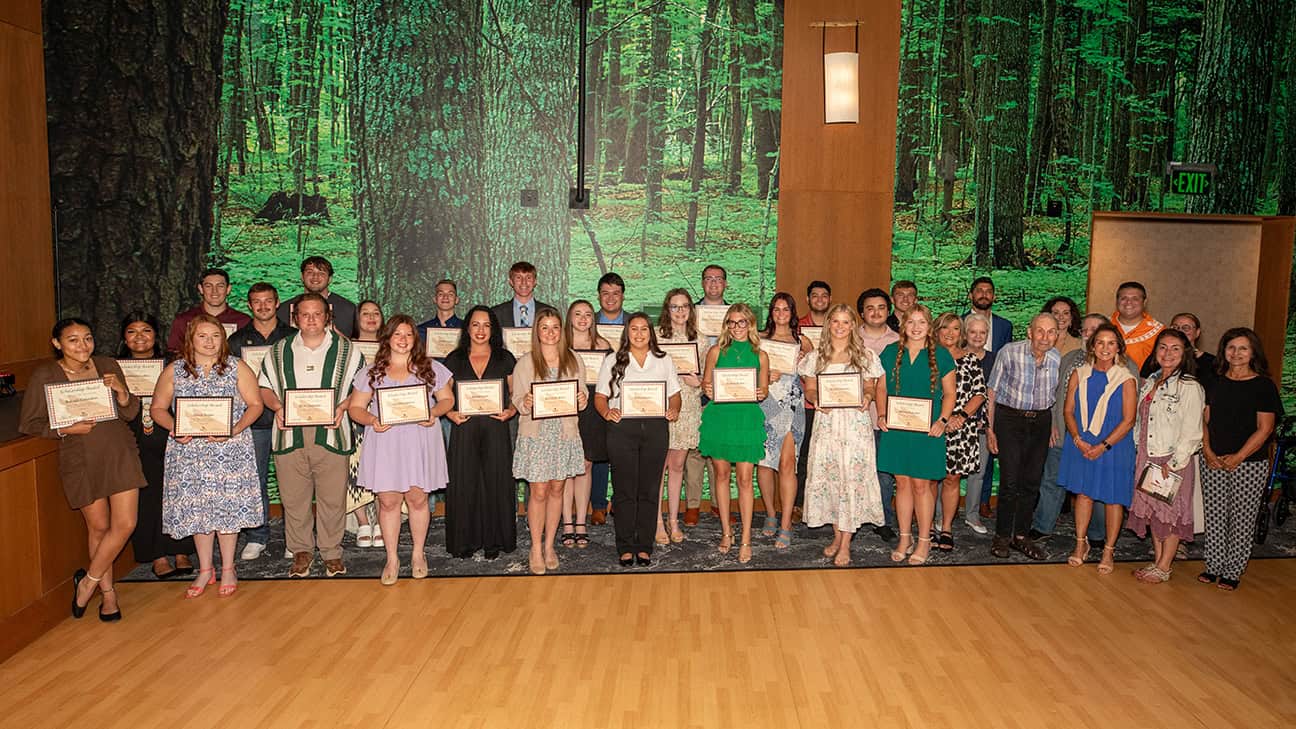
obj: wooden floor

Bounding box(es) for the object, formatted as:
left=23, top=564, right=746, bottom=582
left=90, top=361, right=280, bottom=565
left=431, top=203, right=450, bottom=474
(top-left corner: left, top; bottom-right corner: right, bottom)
left=1, top=560, right=1293, bottom=729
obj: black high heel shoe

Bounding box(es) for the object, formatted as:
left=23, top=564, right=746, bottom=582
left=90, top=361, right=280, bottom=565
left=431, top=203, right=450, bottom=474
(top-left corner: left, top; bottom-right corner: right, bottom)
left=619, top=554, right=634, bottom=567
left=634, top=553, right=651, bottom=567
left=98, top=587, right=121, bottom=622
left=71, top=569, right=89, bottom=619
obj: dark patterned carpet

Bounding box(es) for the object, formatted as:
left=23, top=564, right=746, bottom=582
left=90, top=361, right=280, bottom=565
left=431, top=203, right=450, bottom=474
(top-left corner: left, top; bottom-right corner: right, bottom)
left=123, top=504, right=1296, bottom=582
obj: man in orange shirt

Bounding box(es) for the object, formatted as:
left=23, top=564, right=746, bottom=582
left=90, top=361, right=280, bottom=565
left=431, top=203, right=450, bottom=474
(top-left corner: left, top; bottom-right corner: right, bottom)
left=1111, top=281, right=1164, bottom=369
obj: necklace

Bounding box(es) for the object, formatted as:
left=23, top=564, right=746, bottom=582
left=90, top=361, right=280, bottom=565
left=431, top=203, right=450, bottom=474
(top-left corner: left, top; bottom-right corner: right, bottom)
left=59, top=359, right=92, bottom=377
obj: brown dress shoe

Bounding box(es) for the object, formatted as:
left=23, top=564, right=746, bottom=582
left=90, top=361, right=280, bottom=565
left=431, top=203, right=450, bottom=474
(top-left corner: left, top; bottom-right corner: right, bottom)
left=591, top=509, right=606, bottom=525
left=979, top=502, right=994, bottom=519
left=324, top=558, right=347, bottom=577
left=990, top=536, right=1011, bottom=559
left=683, top=508, right=699, bottom=526
left=289, top=551, right=313, bottom=577
left=1010, top=536, right=1046, bottom=561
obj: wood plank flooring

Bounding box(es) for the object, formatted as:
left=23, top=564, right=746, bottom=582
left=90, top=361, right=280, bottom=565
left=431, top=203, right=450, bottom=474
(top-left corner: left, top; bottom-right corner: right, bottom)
left=1, top=560, right=1293, bottom=729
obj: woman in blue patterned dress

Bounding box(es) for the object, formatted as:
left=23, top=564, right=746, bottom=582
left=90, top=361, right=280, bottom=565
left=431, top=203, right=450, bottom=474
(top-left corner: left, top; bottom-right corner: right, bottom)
left=756, top=292, right=810, bottom=549
left=152, top=315, right=264, bottom=599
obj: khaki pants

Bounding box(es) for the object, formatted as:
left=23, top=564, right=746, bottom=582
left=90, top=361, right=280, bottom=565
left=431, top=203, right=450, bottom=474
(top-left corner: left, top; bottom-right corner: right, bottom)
left=274, top=437, right=349, bottom=560
left=683, top=448, right=706, bottom=508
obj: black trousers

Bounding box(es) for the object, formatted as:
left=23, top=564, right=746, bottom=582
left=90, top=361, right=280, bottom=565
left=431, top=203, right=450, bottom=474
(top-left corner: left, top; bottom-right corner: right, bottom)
left=993, top=406, right=1052, bottom=539
left=607, top=418, right=669, bottom=555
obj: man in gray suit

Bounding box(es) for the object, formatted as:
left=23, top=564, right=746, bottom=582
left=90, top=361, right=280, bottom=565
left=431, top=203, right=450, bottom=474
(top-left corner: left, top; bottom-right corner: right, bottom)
left=491, top=261, right=553, bottom=327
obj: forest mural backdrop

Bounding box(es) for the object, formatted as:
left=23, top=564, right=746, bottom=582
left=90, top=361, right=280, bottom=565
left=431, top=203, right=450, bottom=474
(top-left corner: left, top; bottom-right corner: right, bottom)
left=42, top=0, right=1296, bottom=398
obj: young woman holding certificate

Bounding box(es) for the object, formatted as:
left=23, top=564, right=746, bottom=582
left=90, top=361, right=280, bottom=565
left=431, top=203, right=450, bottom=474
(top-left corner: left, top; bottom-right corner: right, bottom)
left=655, top=289, right=704, bottom=545
left=511, top=308, right=589, bottom=575
left=595, top=313, right=682, bottom=567
left=699, top=304, right=769, bottom=564
left=444, top=306, right=518, bottom=560
left=1059, top=323, right=1137, bottom=575
left=564, top=300, right=612, bottom=548
left=756, top=293, right=810, bottom=549
left=347, top=315, right=454, bottom=585
left=877, top=305, right=956, bottom=566
left=797, top=305, right=886, bottom=566
left=117, top=312, right=195, bottom=579
left=1127, top=329, right=1203, bottom=583
left=20, top=318, right=145, bottom=621
left=151, top=315, right=264, bottom=598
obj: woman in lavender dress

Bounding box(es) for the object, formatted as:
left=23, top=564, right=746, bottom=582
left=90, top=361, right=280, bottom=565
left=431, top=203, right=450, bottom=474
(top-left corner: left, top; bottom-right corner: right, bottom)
left=347, top=315, right=455, bottom=585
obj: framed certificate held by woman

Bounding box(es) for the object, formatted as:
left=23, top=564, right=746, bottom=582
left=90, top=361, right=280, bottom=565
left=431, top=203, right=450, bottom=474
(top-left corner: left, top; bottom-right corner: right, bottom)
left=888, top=396, right=933, bottom=432
left=456, top=379, right=504, bottom=416
left=45, top=380, right=119, bottom=430
left=375, top=384, right=430, bottom=426
left=619, top=381, right=667, bottom=418
left=816, top=372, right=863, bottom=409
left=531, top=380, right=579, bottom=419
left=712, top=367, right=759, bottom=403
left=173, top=396, right=234, bottom=438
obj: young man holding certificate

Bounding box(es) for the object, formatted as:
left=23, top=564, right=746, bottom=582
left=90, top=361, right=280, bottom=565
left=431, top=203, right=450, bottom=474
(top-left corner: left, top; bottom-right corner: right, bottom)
left=258, top=293, right=365, bottom=578
left=227, top=282, right=295, bottom=560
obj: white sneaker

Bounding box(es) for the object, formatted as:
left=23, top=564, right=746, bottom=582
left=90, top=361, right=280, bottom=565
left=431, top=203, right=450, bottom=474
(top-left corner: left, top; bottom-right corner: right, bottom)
left=284, top=547, right=294, bottom=560
left=964, top=518, right=988, bottom=535
left=356, top=524, right=373, bottom=548
left=240, top=542, right=266, bottom=560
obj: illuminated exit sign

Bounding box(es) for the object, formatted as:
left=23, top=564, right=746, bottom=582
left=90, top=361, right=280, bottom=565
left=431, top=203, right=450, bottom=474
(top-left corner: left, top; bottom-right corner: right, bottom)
left=1166, top=162, right=1216, bottom=196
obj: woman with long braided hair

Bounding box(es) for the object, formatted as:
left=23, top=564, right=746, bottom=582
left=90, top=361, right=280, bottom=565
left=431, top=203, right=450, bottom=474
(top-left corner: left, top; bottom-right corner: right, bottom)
left=876, top=305, right=956, bottom=565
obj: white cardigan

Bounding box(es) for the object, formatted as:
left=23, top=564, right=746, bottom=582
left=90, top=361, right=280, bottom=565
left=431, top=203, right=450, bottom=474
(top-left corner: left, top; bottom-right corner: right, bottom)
left=1135, top=372, right=1205, bottom=471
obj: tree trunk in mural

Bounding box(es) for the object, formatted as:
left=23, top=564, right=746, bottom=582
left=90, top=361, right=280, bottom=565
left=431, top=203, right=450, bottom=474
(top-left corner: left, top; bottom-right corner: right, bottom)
left=1026, top=0, right=1056, bottom=215
left=288, top=0, right=323, bottom=202
left=685, top=0, right=722, bottom=250
left=1186, top=0, right=1276, bottom=215
left=725, top=0, right=745, bottom=195
left=737, top=0, right=777, bottom=200
left=894, top=0, right=922, bottom=205
left=603, top=13, right=627, bottom=176
left=972, top=0, right=1029, bottom=270
left=938, top=0, right=964, bottom=221
left=352, top=0, right=490, bottom=312
left=644, top=9, right=671, bottom=215
left=43, top=0, right=228, bottom=344
left=1104, top=0, right=1137, bottom=211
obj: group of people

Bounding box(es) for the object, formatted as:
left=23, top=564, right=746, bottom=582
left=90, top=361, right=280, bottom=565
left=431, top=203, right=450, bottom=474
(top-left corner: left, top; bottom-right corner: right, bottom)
left=19, top=255, right=1283, bottom=622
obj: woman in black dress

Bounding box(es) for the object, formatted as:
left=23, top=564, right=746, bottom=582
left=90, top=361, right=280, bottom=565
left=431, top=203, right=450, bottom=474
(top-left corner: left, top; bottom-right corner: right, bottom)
left=443, top=306, right=518, bottom=559
left=117, top=312, right=195, bottom=578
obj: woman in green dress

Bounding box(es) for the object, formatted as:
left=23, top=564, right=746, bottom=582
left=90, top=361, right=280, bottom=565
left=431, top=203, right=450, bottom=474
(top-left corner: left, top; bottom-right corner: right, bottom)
left=699, top=303, right=770, bottom=564
left=877, top=304, right=956, bottom=565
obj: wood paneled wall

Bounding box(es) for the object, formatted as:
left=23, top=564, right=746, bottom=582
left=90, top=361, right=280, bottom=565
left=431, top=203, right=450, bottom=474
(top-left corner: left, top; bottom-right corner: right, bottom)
left=0, top=4, right=54, bottom=389
left=775, top=0, right=899, bottom=306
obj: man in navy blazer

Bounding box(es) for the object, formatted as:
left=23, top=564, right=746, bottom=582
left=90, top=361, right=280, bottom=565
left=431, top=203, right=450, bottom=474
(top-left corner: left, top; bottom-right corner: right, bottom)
left=966, top=276, right=1013, bottom=352
left=491, top=261, right=552, bottom=327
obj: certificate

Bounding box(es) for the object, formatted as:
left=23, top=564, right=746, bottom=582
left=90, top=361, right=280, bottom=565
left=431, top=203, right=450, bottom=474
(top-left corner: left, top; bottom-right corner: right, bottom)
left=800, top=326, right=824, bottom=347
left=503, top=327, right=533, bottom=357
left=352, top=340, right=380, bottom=362
left=117, top=358, right=164, bottom=396
left=816, top=372, right=863, bottom=409
left=660, top=342, right=700, bottom=375
left=282, top=388, right=338, bottom=427
left=1136, top=464, right=1183, bottom=504
left=712, top=367, right=759, bottom=403
left=222, top=323, right=238, bottom=339
left=456, top=380, right=504, bottom=416
left=425, top=328, right=460, bottom=358
left=45, top=380, right=118, bottom=430
left=760, top=339, right=799, bottom=373
left=598, top=324, right=624, bottom=345
left=888, top=396, right=933, bottom=432
left=619, top=380, right=666, bottom=418
left=174, top=397, right=233, bottom=437
left=375, top=384, right=430, bottom=426
left=576, top=350, right=609, bottom=383
left=531, top=380, right=579, bottom=420
left=694, top=305, right=728, bottom=338
left=240, top=345, right=271, bottom=375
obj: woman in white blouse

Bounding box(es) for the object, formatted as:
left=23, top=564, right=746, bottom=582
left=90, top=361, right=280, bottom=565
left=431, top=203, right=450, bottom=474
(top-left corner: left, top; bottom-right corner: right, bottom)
left=595, top=313, right=682, bottom=567
left=1128, top=329, right=1205, bottom=583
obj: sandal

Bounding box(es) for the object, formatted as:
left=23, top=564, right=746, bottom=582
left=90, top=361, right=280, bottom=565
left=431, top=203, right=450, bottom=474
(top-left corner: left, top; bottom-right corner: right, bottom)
left=738, top=542, right=752, bottom=564
left=774, top=528, right=792, bottom=550
left=1136, top=566, right=1171, bottom=584
left=218, top=566, right=238, bottom=597
left=761, top=514, right=778, bottom=538
left=1067, top=537, right=1090, bottom=567
left=669, top=521, right=685, bottom=543
left=560, top=522, right=576, bottom=548
left=936, top=531, right=954, bottom=552
left=1197, top=571, right=1218, bottom=584
left=185, top=569, right=215, bottom=599
left=890, top=534, right=913, bottom=563
left=1096, top=545, right=1116, bottom=575
left=1217, top=577, right=1240, bottom=591
left=574, top=527, right=590, bottom=549
left=718, top=532, right=733, bottom=555
left=908, top=536, right=932, bottom=565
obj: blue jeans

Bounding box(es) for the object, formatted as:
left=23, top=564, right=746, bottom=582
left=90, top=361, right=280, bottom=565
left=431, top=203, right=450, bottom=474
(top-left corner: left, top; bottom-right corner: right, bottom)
left=1033, top=445, right=1106, bottom=541
left=591, top=461, right=610, bottom=510
left=245, top=427, right=273, bottom=544
left=874, top=428, right=896, bottom=528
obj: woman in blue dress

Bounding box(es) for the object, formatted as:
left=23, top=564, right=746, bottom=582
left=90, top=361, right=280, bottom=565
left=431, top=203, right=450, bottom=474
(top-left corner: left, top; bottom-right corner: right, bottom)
left=1060, top=323, right=1137, bottom=575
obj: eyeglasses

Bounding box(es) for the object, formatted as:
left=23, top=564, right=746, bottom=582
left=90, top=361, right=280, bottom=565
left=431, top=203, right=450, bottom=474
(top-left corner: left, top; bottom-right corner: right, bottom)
left=704, top=276, right=726, bottom=283
left=725, top=320, right=749, bottom=328
left=668, top=304, right=689, bottom=311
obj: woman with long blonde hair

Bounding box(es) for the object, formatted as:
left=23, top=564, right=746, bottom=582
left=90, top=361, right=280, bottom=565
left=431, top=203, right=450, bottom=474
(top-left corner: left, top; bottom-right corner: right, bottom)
left=798, top=304, right=886, bottom=566
left=699, top=303, right=770, bottom=564
left=876, top=304, right=957, bottom=566
left=512, top=308, right=589, bottom=574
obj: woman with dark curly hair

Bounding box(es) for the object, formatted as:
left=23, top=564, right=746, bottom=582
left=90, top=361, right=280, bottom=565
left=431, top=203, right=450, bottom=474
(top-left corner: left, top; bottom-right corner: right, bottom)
left=1042, top=296, right=1082, bottom=355
left=347, top=315, right=454, bottom=584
